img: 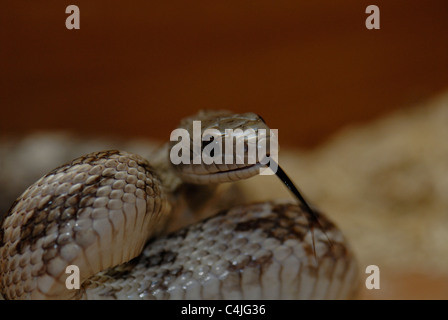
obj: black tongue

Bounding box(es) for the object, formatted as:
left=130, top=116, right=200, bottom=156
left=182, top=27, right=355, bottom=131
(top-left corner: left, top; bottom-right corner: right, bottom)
left=274, top=163, right=318, bottom=223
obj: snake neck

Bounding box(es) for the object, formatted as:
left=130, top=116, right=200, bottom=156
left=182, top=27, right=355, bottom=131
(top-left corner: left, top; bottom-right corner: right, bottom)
left=148, top=143, right=222, bottom=233
left=150, top=143, right=183, bottom=194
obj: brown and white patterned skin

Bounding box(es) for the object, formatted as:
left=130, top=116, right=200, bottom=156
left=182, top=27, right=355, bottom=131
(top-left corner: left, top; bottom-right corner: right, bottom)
left=0, top=151, right=171, bottom=299
left=0, top=110, right=358, bottom=300
left=83, top=202, right=357, bottom=300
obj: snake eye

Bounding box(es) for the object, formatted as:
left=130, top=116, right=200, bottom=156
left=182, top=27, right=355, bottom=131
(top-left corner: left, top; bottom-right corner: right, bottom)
left=202, top=136, right=215, bottom=157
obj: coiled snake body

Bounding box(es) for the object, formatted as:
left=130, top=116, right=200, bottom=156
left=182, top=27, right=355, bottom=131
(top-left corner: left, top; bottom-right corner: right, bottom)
left=0, top=111, right=358, bottom=299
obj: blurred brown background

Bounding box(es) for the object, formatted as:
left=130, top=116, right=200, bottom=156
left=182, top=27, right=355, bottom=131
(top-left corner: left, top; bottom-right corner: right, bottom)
left=1, top=0, right=447, bottom=148
left=1, top=1, right=448, bottom=300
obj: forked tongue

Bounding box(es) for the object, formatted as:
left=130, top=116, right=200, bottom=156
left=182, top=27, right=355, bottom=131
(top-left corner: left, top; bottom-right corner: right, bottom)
left=272, top=161, right=333, bottom=264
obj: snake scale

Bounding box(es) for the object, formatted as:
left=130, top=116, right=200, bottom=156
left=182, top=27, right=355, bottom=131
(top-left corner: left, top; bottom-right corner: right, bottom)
left=0, top=110, right=358, bottom=299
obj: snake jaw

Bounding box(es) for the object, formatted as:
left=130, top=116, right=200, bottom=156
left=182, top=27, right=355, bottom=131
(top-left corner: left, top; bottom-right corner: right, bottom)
left=177, top=162, right=266, bottom=184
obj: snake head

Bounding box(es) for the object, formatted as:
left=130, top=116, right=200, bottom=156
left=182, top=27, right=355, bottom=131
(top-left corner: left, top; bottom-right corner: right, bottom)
left=169, top=110, right=278, bottom=184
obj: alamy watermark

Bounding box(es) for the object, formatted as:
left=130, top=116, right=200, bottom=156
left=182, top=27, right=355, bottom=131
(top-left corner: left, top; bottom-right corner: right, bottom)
left=169, top=121, right=279, bottom=175
left=65, top=5, right=379, bottom=31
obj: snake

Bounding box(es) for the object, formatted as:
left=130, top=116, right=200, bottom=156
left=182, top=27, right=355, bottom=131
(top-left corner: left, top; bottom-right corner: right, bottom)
left=0, top=110, right=358, bottom=300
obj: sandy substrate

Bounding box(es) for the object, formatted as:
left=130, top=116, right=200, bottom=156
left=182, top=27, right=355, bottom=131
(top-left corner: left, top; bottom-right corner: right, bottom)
left=1, top=90, right=448, bottom=299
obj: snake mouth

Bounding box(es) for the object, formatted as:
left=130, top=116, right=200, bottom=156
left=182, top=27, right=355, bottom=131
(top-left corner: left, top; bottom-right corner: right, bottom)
left=179, top=161, right=267, bottom=184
